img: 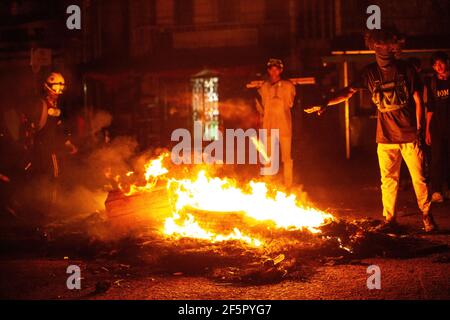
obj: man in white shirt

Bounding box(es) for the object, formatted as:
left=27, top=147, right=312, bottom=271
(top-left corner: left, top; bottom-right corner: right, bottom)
left=256, top=59, right=296, bottom=188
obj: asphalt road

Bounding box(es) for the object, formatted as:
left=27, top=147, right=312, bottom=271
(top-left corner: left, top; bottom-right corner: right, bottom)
left=1, top=185, right=449, bottom=300
left=1, top=152, right=450, bottom=300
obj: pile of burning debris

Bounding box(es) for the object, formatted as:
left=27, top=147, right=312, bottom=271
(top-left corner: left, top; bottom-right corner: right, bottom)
left=2, top=153, right=448, bottom=285
left=36, top=213, right=447, bottom=285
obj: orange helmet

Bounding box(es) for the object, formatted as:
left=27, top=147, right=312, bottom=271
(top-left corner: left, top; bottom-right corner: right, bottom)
left=44, top=72, right=65, bottom=95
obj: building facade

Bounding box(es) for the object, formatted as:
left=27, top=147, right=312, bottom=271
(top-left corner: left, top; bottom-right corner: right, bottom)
left=1, top=0, right=450, bottom=156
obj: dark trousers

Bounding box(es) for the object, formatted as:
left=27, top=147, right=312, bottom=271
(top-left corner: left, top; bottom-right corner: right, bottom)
left=430, top=134, right=450, bottom=193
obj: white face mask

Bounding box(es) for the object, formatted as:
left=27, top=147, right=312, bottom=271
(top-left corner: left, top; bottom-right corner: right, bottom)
left=50, top=83, right=65, bottom=95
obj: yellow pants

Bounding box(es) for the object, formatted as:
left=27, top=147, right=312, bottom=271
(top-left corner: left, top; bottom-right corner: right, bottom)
left=377, top=142, right=431, bottom=220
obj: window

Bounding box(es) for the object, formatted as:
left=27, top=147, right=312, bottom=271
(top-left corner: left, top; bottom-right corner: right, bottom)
left=192, top=76, right=220, bottom=141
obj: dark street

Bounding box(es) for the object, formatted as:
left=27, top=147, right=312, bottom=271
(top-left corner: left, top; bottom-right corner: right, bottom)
left=1, top=154, right=450, bottom=300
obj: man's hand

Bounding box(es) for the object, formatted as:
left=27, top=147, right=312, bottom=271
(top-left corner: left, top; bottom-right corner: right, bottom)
left=304, top=104, right=327, bottom=116
left=416, top=129, right=425, bottom=150
left=425, top=130, right=432, bottom=146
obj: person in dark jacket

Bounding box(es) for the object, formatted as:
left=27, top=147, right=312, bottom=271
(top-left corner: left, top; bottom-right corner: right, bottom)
left=26, top=72, right=77, bottom=210
left=425, top=52, right=450, bottom=202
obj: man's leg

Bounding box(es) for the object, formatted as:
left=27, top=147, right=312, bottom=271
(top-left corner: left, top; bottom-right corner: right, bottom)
left=401, top=142, right=436, bottom=231
left=377, top=143, right=402, bottom=221
left=261, top=133, right=279, bottom=181
left=280, top=136, right=293, bottom=188
left=265, top=132, right=272, bottom=162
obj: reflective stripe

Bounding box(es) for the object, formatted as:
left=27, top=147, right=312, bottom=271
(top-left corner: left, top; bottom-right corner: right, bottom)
left=38, top=100, right=48, bottom=130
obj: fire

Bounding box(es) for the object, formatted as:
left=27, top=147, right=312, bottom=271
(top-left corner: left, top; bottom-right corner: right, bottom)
left=118, top=154, right=333, bottom=247
left=164, top=213, right=262, bottom=247
left=125, top=153, right=169, bottom=196
left=144, top=153, right=169, bottom=180
left=167, top=171, right=333, bottom=233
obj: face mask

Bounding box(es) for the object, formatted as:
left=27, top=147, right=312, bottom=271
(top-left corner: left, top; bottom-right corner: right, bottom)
left=375, top=46, right=395, bottom=70
left=50, top=83, right=65, bottom=95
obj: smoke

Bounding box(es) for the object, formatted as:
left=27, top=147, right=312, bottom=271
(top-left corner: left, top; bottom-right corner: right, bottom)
left=86, top=135, right=138, bottom=182
left=90, top=110, right=112, bottom=137
left=3, top=108, right=146, bottom=238
left=3, top=102, right=314, bottom=241
left=17, top=177, right=106, bottom=218
left=220, top=99, right=260, bottom=129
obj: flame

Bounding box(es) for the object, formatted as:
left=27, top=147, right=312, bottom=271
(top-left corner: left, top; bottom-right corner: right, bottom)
left=119, top=154, right=333, bottom=247
left=168, top=171, right=333, bottom=234
left=125, top=153, right=169, bottom=196
left=144, top=153, right=169, bottom=180
left=164, top=213, right=262, bottom=247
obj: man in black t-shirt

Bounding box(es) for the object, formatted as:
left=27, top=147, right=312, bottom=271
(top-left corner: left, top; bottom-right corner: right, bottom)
left=425, top=52, right=450, bottom=203
left=306, top=30, right=437, bottom=232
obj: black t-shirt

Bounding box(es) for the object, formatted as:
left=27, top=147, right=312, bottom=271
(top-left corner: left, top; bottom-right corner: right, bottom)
left=352, top=60, right=420, bottom=144
left=426, top=76, right=450, bottom=138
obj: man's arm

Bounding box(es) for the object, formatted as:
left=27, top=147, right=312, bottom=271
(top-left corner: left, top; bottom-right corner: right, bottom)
left=255, top=87, right=264, bottom=128
left=305, top=66, right=367, bottom=115
left=255, top=96, right=264, bottom=115
left=288, top=81, right=296, bottom=108
left=413, top=90, right=424, bottom=131
left=425, top=111, right=433, bottom=146
left=304, top=86, right=358, bottom=114
left=327, top=87, right=358, bottom=106
left=423, top=80, right=434, bottom=146
left=254, top=85, right=264, bottom=114
left=413, top=90, right=427, bottom=147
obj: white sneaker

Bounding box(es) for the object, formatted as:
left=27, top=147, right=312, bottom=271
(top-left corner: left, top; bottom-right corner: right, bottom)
left=431, top=192, right=444, bottom=203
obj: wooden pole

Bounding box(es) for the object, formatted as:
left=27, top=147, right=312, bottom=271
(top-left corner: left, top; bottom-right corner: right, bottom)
left=343, top=60, right=351, bottom=160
